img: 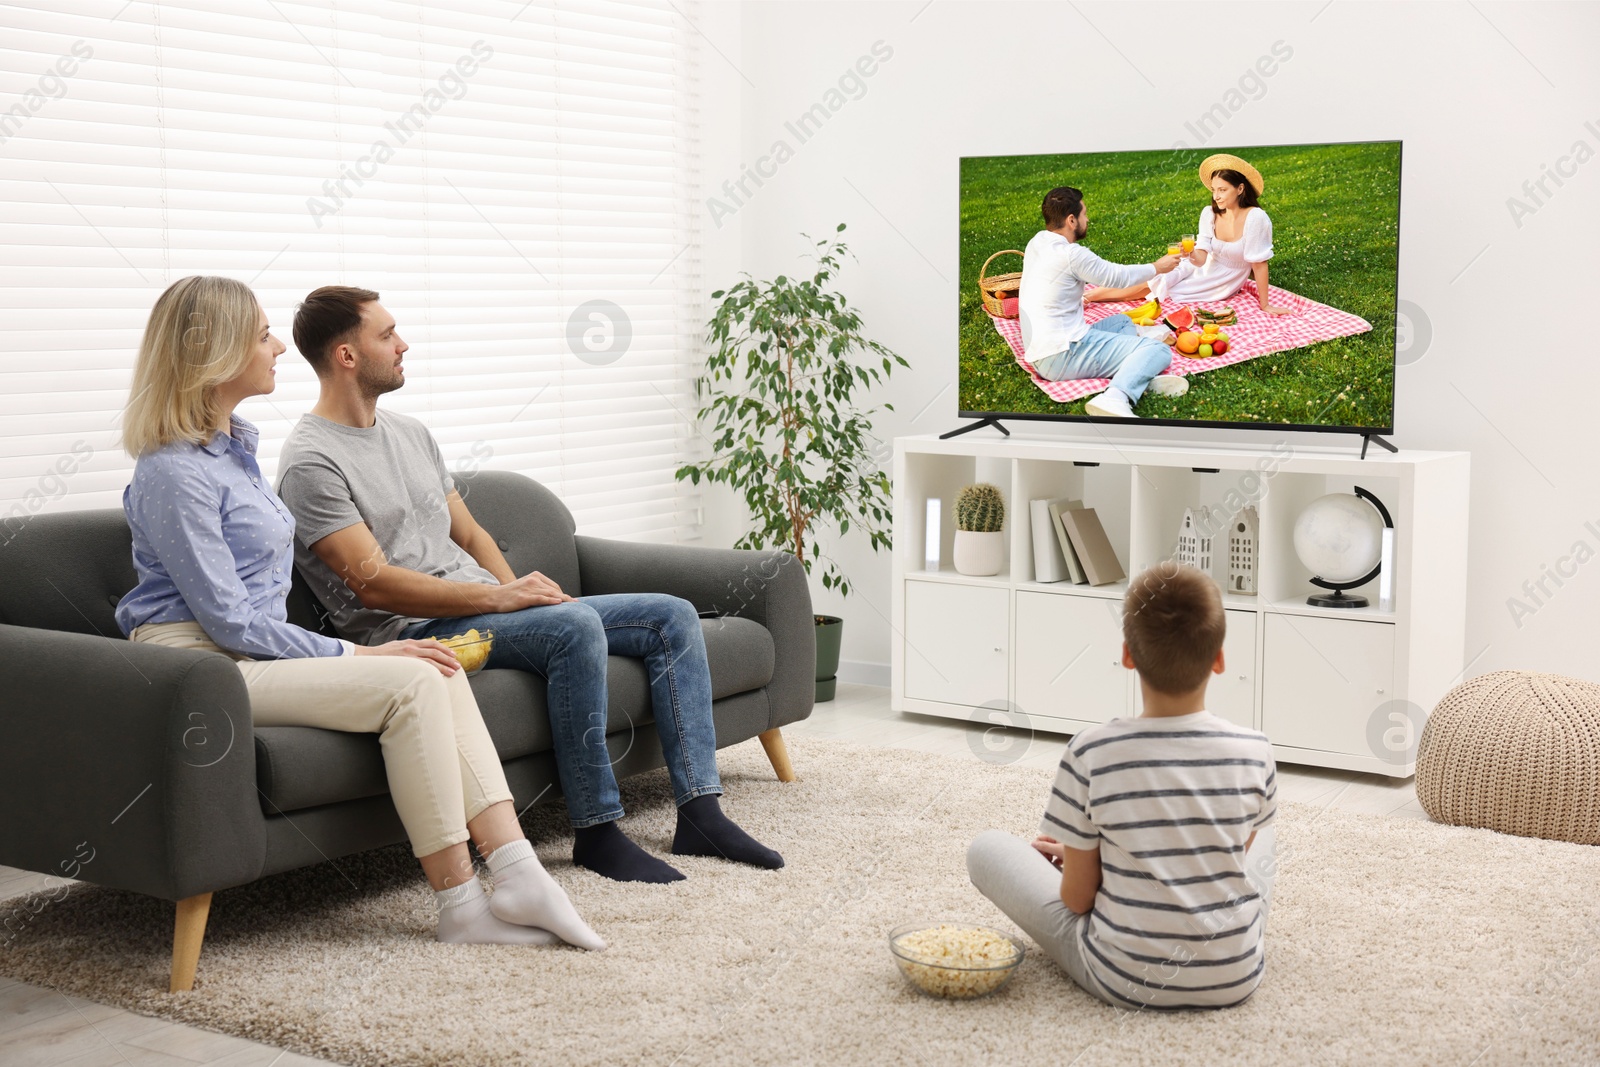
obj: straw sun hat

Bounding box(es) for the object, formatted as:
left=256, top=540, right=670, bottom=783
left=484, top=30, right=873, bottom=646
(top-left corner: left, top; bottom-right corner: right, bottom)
left=1198, top=153, right=1264, bottom=196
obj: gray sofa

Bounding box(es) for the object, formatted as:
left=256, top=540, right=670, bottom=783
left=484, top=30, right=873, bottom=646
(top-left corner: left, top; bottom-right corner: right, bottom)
left=0, top=470, right=813, bottom=990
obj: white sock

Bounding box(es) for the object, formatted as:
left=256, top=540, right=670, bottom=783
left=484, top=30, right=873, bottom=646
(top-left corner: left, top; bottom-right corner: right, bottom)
left=486, top=839, right=607, bottom=952
left=435, top=877, right=559, bottom=946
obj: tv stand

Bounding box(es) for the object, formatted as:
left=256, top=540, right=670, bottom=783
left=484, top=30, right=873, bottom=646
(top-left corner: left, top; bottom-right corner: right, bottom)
left=939, top=416, right=1010, bottom=440
left=1360, top=433, right=1397, bottom=459
left=889, top=433, right=1470, bottom=777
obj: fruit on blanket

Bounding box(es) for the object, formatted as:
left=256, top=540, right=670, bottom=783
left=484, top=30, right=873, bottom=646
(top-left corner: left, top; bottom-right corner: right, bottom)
left=1123, top=299, right=1161, bottom=321
left=1198, top=343, right=1214, bottom=358
left=1175, top=331, right=1201, bottom=354
left=1212, top=338, right=1229, bottom=355
left=1163, top=306, right=1196, bottom=332
left=1214, top=331, right=1229, bottom=343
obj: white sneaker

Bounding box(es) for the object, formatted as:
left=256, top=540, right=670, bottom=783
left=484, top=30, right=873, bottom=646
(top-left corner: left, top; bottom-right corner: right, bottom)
left=1084, top=388, right=1137, bottom=419
left=1147, top=374, right=1189, bottom=397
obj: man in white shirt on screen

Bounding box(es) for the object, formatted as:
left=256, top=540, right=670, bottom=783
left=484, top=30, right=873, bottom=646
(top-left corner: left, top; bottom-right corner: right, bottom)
left=1019, top=186, right=1186, bottom=419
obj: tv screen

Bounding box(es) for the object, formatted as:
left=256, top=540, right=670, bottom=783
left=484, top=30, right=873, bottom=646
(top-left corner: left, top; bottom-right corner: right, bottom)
left=958, top=140, right=1400, bottom=434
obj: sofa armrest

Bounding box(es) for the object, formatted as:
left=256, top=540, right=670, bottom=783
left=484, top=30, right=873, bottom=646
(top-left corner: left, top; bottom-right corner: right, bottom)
left=573, top=537, right=815, bottom=729
left=0, top=624, right=266, bottom=902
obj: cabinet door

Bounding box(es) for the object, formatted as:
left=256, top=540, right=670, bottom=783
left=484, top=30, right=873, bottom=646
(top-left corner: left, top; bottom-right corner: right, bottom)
left=904, top=581, right=1009, bottom=707
left=1132, top=608, right=1257, bottom=728
left=1212, top=610, right=1258, bottom=728
left=1015, top=592, right=1130, bottom=725
left=1261, top=615, right=1395, bottom=754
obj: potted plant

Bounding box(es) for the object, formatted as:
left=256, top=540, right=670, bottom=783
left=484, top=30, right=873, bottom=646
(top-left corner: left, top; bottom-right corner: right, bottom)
left=676, top=224, right=909, bottom=702
left=953, top=483, right=1005, bottom=576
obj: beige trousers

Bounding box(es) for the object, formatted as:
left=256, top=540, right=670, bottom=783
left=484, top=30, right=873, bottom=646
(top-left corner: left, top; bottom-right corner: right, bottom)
left=130, top=621, right=513, bottom=858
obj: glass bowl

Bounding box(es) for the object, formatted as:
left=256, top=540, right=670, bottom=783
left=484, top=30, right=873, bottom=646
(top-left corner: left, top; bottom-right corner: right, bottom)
left=438, top=629, right=494, bottom=675
left=888, top=920, right=1023, bottom=999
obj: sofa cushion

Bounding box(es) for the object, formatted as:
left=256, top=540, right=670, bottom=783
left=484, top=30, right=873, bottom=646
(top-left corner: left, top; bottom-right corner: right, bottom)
left=254, top=726, right=391, bottom=814
left=255, top=618, right=773, bottom=813
left=467, top=615, right=774, bottom=762
left=701, top=615, right=776, bottom=700
left=0, top=470, right=581, bottom=636
left=0, top=509, right=136, bottom=634
left=454, top=470, right=584, bottom=596
left=253, top=668, right=648, bottom=814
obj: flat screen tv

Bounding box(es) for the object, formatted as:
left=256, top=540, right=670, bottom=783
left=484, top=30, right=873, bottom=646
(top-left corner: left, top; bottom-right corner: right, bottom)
left=958, top=140, right=1400, bottom=438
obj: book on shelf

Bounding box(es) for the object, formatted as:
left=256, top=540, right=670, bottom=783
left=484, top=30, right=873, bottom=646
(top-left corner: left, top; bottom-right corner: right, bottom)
left=1029, top=499, right=1069, bottom=583
left=1045, top=498, right=1089, bottom=584
left=1061, top=507, right=1126, bottom=586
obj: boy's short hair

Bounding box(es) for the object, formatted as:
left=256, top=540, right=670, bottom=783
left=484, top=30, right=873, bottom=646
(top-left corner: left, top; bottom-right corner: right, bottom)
left=1122, top=564, right=1226, bottom=695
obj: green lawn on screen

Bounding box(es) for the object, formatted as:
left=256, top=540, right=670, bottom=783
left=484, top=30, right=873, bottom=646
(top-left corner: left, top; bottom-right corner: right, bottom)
left=958, top=141, right=1400, bottom=428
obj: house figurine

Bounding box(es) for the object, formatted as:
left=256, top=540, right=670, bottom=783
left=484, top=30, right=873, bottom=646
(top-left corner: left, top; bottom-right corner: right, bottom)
left=1228, top=506, right=1259, bottom=595
left=1176, top=506, right=1213, bottom=573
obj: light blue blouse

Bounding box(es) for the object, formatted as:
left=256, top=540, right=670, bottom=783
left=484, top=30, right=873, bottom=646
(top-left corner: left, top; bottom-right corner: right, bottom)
left=115, top=415, right=349, bottom=660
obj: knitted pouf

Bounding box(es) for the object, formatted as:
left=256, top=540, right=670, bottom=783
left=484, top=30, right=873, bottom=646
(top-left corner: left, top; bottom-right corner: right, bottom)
left=1416, top=670, right=1600, bottom=844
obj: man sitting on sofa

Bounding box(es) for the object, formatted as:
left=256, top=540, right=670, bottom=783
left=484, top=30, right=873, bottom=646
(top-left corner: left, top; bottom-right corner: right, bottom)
left=276, top=286, right=783, bottom=884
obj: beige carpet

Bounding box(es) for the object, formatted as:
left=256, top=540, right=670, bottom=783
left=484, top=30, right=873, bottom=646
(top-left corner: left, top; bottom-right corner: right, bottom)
left=3, top=735, right=1598, bottom=1066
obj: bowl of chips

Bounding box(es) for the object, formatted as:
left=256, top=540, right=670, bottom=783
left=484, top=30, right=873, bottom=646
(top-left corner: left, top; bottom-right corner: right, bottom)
left=888, top=921, right=1023, bottom=999
left=437, top=628, right=494, bottom=674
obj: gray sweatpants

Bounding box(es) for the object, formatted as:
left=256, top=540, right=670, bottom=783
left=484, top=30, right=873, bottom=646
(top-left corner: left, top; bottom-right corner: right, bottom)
left=964, top=827, right=1278, bottom=1005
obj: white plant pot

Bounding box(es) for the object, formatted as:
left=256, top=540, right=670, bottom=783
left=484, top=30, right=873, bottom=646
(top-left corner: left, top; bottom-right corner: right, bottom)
left=953, top=530, right=1005, bottom=576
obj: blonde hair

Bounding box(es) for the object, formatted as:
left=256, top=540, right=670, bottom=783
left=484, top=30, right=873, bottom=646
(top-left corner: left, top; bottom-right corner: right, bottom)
left=1122, top=563, right=1226, bottom=695
left=121, top=276, right=261, bottom=457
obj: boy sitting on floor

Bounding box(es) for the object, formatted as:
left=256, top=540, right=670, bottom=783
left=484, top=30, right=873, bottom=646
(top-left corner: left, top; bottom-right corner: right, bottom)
left=967, top=563, right=1278, bottom=1010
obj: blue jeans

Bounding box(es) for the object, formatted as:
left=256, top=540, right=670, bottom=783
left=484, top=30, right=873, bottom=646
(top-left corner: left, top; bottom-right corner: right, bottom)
left=1032, top=314, right=1173, bottom=402
left=401, top=592, right=722, bottom=827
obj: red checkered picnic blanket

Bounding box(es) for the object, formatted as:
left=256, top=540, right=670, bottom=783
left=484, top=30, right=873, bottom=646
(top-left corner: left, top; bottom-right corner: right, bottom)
left=990, top=281, right=1373, bottom=404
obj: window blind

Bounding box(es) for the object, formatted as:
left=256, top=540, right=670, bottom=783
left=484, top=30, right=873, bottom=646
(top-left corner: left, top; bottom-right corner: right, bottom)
left=0, top=0, right=703, bottom=544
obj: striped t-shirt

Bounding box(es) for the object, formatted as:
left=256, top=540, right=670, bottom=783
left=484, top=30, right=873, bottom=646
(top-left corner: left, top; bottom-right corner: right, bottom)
left=1041, top=710, right=1277, bottom=1010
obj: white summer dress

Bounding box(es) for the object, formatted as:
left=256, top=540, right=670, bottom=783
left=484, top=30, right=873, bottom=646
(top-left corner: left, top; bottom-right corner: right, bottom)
left=1148, top=206, right=1274, bottom=303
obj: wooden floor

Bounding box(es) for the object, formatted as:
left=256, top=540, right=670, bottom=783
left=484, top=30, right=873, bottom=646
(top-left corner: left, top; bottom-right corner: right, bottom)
left=0, top=683, right=1427, bottom=1065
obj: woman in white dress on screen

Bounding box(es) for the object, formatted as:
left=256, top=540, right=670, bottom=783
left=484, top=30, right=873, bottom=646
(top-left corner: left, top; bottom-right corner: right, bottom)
left=1087, top=153, right=1296, bottom=316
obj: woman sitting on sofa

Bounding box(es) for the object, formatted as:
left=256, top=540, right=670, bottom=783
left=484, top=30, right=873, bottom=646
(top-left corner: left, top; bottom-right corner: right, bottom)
left=114, top=275, right=604, bottom=951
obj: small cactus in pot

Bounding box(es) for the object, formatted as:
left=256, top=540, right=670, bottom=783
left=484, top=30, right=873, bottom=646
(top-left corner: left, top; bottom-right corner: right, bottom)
left=955, top=483, right=1005, bottom=533
left=953, top=483, right=1006, bottom=576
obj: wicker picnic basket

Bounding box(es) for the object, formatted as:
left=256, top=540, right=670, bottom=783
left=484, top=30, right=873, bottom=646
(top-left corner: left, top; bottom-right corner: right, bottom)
left=978, top=250, right=1024, bottom=318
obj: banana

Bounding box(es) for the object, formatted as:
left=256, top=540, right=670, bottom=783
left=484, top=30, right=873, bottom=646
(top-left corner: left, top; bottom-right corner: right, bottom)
left=1123, top=299, right=1160, bottom=321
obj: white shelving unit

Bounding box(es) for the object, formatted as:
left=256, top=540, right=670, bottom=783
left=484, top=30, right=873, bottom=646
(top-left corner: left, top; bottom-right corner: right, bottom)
left=890, top=432, right=1470, bottom=777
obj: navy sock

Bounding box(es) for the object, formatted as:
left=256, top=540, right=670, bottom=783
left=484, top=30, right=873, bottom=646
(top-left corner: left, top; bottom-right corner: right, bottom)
left=672, top=795, right=784, bottom=869
left=572, top=820, right=684, bottom=884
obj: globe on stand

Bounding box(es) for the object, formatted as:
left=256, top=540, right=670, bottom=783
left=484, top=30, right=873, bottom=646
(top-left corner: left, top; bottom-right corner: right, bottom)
left=1291, top=487, right=1393, bottom=608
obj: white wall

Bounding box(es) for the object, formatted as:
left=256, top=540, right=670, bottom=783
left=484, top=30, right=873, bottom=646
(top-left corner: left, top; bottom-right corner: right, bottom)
left=698, top=0, right=1600, bottom=685
left=686, top=1, right=765, bottom=558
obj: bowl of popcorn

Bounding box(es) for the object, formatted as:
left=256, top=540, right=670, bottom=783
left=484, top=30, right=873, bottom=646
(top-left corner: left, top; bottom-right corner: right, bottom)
left=888, top=921, right=1023, bottom=999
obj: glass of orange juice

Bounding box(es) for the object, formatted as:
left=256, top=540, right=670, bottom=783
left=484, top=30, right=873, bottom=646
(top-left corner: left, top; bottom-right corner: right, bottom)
left=1166, top=241, right=1182, bottom=258
left=1181, top=234, right=1197, bottom=255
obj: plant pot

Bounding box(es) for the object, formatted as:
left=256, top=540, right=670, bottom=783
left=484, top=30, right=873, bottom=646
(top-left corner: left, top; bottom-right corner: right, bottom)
left=953, top=530, right=1005, bottom=576
left=815, top=614, right=843, bottom=703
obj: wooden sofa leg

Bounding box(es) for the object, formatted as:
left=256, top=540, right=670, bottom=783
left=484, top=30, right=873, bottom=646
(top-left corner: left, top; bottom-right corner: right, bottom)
left=169, top=892, right=213, bottom=993
left=758, top=727, right=797, bottom=783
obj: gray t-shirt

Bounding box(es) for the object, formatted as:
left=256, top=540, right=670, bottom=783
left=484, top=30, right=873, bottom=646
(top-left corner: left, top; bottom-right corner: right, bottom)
left=276, top=410, right=497, bottom=645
